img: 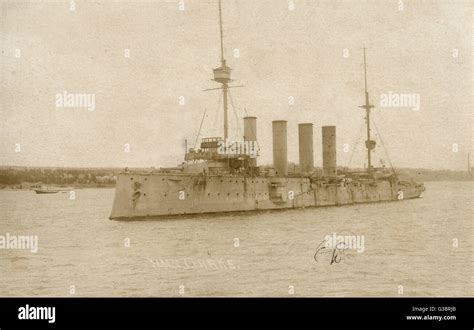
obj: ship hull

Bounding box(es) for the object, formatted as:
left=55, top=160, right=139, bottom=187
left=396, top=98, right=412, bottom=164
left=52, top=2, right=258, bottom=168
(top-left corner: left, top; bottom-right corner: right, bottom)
left=109, top=172, right=424, bottom=220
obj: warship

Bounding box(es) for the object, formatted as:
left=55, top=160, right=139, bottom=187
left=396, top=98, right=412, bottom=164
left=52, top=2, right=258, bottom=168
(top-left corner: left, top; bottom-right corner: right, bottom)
left=109, top=1, right=425, bottom=220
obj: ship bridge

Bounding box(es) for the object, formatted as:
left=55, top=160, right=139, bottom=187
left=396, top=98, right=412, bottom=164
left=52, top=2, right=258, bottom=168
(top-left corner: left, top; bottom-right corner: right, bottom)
left=185, top=135, right=259, bottom=175
left=185, top=137, right=257, bottom=162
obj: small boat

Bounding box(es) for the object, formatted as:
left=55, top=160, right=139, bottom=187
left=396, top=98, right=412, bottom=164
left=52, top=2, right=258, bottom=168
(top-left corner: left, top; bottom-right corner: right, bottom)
left=33, top=188, right=59, bottom=194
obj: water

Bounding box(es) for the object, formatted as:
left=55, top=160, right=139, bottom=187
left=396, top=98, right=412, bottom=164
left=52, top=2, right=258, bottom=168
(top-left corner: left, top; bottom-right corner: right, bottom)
left=0, top=182, right=472, bottom=297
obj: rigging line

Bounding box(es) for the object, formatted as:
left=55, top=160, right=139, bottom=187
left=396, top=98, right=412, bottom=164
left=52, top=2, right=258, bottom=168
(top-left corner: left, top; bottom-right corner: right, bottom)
left=194, top=108, right=207, bottom=149
left=227, top=89, right=242, bottom=140
left=213, top=88, right=224, bottom=133
left=371, top=115, right=398, bottom=178
left=347, top=120, right=366, bottom=169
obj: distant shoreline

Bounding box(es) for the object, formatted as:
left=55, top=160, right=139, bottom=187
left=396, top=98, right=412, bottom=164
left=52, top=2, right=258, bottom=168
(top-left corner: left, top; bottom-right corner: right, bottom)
left=0, top=166, right=471, bottom=188
left=0, top=184, right=115, bottom=191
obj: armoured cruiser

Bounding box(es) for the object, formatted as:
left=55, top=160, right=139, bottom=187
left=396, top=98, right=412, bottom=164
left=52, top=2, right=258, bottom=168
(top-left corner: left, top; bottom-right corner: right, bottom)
left=109, top=1, right=425, bottom=220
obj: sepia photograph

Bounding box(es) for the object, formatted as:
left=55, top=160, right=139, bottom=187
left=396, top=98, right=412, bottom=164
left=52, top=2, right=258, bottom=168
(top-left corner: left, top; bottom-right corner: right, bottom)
left=0, top=0, right=472, bottom=328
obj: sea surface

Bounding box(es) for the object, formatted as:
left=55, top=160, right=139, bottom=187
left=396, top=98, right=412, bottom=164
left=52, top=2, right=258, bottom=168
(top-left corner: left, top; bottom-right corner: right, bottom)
left=0, top=181, right=472, bottom=297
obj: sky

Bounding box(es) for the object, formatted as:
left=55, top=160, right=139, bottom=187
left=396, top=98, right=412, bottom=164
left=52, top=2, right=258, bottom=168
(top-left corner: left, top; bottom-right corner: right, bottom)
left=1, top=0, right=472, bottom=170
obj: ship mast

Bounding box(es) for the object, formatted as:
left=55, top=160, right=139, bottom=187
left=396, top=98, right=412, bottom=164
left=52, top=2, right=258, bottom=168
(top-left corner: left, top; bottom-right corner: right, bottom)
left=218, top=0, right=225, bottom=65
left=359, top=48, right=375, bottom=175
left=213, top=0, right=232, bottom=140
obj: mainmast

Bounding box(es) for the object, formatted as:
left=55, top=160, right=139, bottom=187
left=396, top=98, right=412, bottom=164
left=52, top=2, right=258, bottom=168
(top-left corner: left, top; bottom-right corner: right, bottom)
left=213, top=0, right=232, bottom=140
left=359, top=48, right=375, bottom=175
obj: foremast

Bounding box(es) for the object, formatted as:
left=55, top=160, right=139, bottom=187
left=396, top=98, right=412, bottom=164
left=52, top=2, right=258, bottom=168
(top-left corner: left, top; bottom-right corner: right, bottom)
left=184, top=1, right=256, bottom=173
left=213, top=0, right=231, bottom=140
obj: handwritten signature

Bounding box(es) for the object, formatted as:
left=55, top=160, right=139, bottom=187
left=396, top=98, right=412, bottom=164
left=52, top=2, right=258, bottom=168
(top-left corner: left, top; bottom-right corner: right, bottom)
left=313, top=239, right=355, bottom=265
